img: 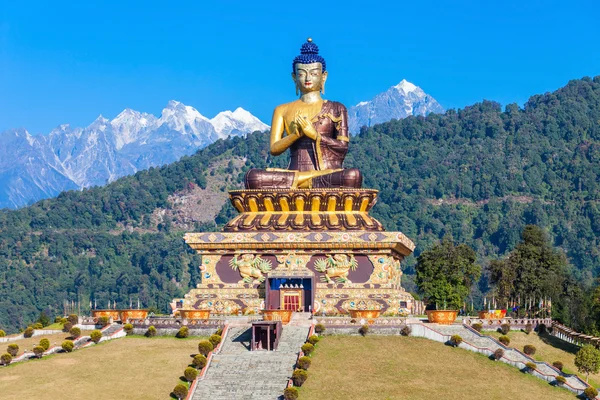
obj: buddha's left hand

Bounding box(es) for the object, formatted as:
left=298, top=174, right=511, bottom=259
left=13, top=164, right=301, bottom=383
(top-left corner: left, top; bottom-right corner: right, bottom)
left=295, top=112, right=319, bottom=141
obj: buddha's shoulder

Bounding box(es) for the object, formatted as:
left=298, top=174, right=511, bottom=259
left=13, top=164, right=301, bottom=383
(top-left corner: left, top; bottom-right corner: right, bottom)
left=273, top=100, right=301, bottom=113
left=322, top=100, right=347, bottom=113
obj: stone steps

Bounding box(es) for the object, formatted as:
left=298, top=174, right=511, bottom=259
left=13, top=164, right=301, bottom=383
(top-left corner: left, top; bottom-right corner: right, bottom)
left=191, top=324, right=310, bottom=400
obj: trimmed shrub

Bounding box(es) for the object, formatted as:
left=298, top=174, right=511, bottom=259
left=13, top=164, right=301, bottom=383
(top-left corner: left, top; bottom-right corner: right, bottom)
left=192, top=354, right=207, bottom=369
left=176, top=326, right=189, bottom=339
left=292, top=368, right=308, bottom=387
left=523, top=345, right=536, bottom=356
left=301, top=343, right=314, bottom=356
left=145, top=326, right=157, bottom=338
left=90, top=330, right=102, bottom=343
left=67, top=314, right=78, bottom=325
left=215, top=327, right=223, bottom=336
left=184, top=366, right=198, bottom=382
left=62, top=340, right=74, bottom=352
left=538, top=323, right=547, bottom=334
left=283, top=387, right=299, bottom=400
left=98, top=316, right=110, bottom=327
left=314, top=323, right=325, bottom=335
left=7, top=344, right=19, bottom=357
left=297, top=356, right=311, bottom=370
left=471, top=323, right=482, bottom=332
left=172, top=383, right=188, bottom=399
left=39, top=338, right=50, bottom=351
left=58, top=317, right=67, bottom=325
left=32, top=322, right=43, bottom=330
left=584, top=387, right=599, bottom=400
left=63, top=321, right=73, bottom=333
left=499, top=335, right=510, bottom=346
left=524, top=323, right=533, bottom=334
left=69, top=327, right=81, bottom=339
left=33, top=345, right=45, bottom=358
left=124, top=323, right=133, bottom=335
left=450, top=334, right=463, bottom=347
left=1, top=353, right=12, bottom=366
left=400, top=325, right=412, bottom=336
left=209, top=334, right=222, bottom=347
left=23, top=327, right=34, bottom=338
left=493, top=348, right=504, bottom=361
left=198, top=340, right=214, bottom=356
left=307, top=335, right=320, bottom=345
left=555, top=375, right=566, bottom=385
left=0, top=330, right=5, bottom=337
left=359, top=324, right=369, bottom=336
left=525, top=362, right=537, bottom=372
left=552, top=361, right=564, bottom=371
left=499, top=323, right=510, bottom=335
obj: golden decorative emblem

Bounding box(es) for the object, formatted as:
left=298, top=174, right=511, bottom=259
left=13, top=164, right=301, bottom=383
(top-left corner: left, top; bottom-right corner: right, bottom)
left=229, top=254, right=272, bottom=284
left=314, top=254, right=358, bottom=284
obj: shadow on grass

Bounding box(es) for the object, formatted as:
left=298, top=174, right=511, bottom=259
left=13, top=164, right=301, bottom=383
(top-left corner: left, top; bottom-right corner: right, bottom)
left=539, top=332, right=581, bottom=356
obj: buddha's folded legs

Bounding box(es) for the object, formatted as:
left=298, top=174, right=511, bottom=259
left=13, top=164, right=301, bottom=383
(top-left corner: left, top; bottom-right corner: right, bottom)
left=244, top=168, right=362, bottom=189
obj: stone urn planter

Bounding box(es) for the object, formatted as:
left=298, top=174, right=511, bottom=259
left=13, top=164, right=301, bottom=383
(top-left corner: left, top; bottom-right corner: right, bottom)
left=426, top=310, right=458, bottom=324
left=349, top=309, right=381, bottom=324
left=262, top=310, right=293, bottom=324
left=92, top=310, right=120, bottom=321
left=119, top=309, right=149, bottom=322
left=477, top=310, right=507, bottom=320
left=178, top=309, right=211, bottom=320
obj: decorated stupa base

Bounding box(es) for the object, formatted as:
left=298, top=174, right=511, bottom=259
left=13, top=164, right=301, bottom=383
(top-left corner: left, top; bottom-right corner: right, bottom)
left=176, top=230, right=415, bottom=316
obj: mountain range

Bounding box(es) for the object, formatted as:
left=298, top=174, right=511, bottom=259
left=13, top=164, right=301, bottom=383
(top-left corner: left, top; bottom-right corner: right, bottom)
left=0, top=101, right=268, bottom=209
left=0, top=80, right=442, bottom=209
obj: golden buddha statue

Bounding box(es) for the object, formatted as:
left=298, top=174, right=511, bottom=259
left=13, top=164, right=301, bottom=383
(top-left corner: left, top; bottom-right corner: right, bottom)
left=245, top=38, right=362, bottom=190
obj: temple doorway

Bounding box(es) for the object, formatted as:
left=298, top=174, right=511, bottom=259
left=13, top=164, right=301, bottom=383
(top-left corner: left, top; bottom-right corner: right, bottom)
left=266, top=276, right=314, bottom=312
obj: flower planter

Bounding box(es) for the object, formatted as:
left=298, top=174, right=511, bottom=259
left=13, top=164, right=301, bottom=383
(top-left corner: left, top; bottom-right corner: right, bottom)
left=426, top=310, right=458, bottom=324
left=349, top=309, right=381, bottom=324
left=478, top=310, right=507, bottom=320
left=119, top=309, right=148, bottom=322
left=92, top=310, right=120, bottom=321
left=262, top=310, right=293, bottom=324
left=178, top=309, right=211, bottom=320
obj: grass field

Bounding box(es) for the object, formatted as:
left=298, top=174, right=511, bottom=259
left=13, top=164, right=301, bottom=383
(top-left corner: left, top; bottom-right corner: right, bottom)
left=486, top=329, right=600, bottom=387
left=2, top=331, right=93, bottom=356
left=299, top=336, right=577, bottom=400
left=0, top=336, right=204, bottom=399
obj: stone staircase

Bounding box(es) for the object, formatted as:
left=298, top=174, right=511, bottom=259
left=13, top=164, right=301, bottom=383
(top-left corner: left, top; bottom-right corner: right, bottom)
left=191, top=315, right=311, bottom=400
left=429, top=324, right=587, bottom=391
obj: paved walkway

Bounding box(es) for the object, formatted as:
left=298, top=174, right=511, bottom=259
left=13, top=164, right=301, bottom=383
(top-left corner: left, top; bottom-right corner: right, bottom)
left=192, top=315, right=311, bottom=400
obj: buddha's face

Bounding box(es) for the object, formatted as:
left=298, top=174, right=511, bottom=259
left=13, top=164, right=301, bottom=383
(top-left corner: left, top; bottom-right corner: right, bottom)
left=292, top=62, right=327, bottom=94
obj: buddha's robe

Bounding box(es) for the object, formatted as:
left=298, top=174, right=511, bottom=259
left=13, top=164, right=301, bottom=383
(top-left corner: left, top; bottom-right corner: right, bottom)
left=245, top=100, right=362, bottom=189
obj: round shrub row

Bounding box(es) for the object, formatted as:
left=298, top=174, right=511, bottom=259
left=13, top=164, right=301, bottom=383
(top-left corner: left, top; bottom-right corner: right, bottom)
left=123, top=323, right=133, bottom=335
left=172, top=383, right=188, bottom=399
left=39, top=338, right=50, bottom=351
left=63, top=322, right=73, bottom=333
left=184, top=366, right=198, bottom=382
left=314, top=324, right=325, bottom=334
left=283, top=387, right=299, bottom=400
left=297, top=356, right=311, bottom=370
left=209, top=334, right=222, bottom=347
left=90, top=330, right=102, bottom=343
left=524, top=323, right=533, bottom=334
left=145, top=326, right=157, bottom=337
left=23, top=327, right=34, bottom=338
left=471, top=323, right=482, bottom=332
left=7, top=344, right=19, bottom=357
left=198, top=340, right=214, bottom=357
left=301, top=343, right=314, bottom=356
left=493, top=348, right=504, bottom=361
left=498, top=335, right=510, bottom=346
left=523, top=345, right=536, bottom=356
left=584, top=387, right=599, bottom=400
left=552, top=360, right=564, bottom=371
left=307, top=335, right=319, bottom=345
left=67, top=314, right=78, bottom=325
left=1, top=353, right=12, bottom=366
left=291, top=369, right=308, bottom=387
left=525, top=362, right=537, bottom=372
left=176, top=326, right=189, bottom=339
left=0, top=330, right=5, bottom=337
left=401, top=325, right=412, bottom=336
left=450, top=334, right=463, bottom=347
left=555, top=375, right=566, bottom=385
left=33, top=345, right=45, bottom=358
left=192, top=354, right=207, bottom=370
left=69, top=327, right=81, bottom=339
left=499, top=323, right=510, bottom=335
left=32, top=323, right=43, bottom=330
left=62, top=340, right=74, bottom=352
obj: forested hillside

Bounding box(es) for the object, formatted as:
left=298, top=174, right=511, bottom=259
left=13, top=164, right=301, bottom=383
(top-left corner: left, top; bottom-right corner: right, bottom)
left=1, top=76, right=600, bottom=333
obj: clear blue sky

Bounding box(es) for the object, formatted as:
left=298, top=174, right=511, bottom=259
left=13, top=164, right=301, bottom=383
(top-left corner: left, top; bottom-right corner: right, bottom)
left=1, top=0, right=599, bottom=134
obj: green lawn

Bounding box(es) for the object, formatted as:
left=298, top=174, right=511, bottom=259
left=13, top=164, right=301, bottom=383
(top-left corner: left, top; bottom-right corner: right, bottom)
left=299, top=336, right=577, bottom=400
left=0, top=336, right=205, bottom=399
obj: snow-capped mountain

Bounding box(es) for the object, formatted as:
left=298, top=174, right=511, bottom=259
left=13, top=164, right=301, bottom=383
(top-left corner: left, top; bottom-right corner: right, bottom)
left=0, top=102, right=268, bottom=209
left=347, top=79, right=444, bottom=133
left=210, top=107, right=269, bottom=139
